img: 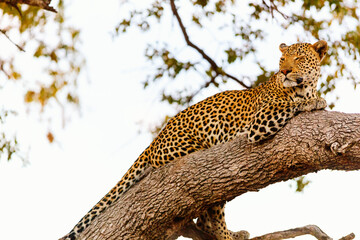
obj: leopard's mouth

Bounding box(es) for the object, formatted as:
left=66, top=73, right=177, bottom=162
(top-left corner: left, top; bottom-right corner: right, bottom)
left=285, top=77, right=303, bottom=84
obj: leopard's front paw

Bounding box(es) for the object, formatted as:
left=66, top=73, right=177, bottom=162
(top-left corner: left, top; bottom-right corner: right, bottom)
left=301, top=97, right=327, bottom=112
left=315, top=97, right=327, bottom=110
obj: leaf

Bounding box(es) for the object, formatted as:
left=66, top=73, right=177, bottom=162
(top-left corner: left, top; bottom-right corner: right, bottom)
left=225, top=48, right=237, bottom=63
left=47, top=132, right=54, bottom=143
left=192, top=0, right=209, bottom=7
left=34, top=45, right=45, bottom=57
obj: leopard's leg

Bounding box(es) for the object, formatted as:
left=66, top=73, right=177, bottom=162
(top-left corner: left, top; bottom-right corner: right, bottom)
left=247, top=97, right=326, bottom=143
left=197, top=203, right=232, bottom=240
left=196, top=210, right=214, bottom=235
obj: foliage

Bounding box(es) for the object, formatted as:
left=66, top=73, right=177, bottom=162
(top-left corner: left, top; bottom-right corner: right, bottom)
left=0, top=110, right=20, bottom=161
left=0, top=0, right=85, bottom=162
left=1, top=0, right=360, bottom=163
left=291, top=176, right=311, bottom=192
left=115, top=0, right=360, bottom=110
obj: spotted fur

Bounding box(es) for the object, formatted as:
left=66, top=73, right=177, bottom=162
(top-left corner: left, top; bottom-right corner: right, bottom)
left=61, top=41, right=328, bottom=240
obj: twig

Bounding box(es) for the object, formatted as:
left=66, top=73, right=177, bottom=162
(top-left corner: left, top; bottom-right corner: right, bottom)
left=261, top=0, right=273, bottom=18
left=330, top=138, right=360, bottom=155
left=262, top=0, right=289, bottom=20
left=339, top=233, right=356, bottom=240
left=169, top=0, right=249, bottom=89
left=0, top=29, right=25, bottom=52
left=4, top=0, right=23, bottom=16
left=0, top=0, right=57, bottom=12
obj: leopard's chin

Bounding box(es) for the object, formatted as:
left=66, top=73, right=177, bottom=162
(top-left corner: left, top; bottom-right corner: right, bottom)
left=283, top=78, right=298, bottom=88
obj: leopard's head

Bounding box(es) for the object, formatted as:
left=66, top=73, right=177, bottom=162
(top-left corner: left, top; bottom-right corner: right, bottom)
left=279, top=40, right=328, bottom=89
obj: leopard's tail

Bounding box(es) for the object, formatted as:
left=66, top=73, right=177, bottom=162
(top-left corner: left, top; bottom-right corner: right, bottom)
left=61, top=147, right=151, bottom=240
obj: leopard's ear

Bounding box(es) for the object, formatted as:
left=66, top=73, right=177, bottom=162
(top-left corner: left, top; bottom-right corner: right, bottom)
left=311, top=40, right=328, bottom=62
left=279, top=43, right=288, bottom=53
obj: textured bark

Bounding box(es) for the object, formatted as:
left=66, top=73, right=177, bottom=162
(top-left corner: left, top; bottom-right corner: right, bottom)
left=73, top=110, right=360, bottom=240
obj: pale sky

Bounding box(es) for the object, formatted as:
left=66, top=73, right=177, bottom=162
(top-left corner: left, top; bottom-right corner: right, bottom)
left=0, top=1, right=359, bottom=240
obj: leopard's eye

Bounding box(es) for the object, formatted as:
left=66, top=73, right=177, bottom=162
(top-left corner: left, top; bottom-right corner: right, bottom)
left=280, top=57, right=285, bottom=61
left=294, top=55, right=305, bottom=61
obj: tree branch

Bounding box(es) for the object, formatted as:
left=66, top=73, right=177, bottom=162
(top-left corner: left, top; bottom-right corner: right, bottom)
left=249, top=224, right=343, bottom=240
left=60, top=110, right=360, bottom=240
left=169, top=0, right=249, bottom=89
left=0, top=0, right=57, bottom=12
left=178, top=223, right=354, bottom=240
left=262, top=0, right=289, bottom=19
left=0, top=29, right=25, bottom=52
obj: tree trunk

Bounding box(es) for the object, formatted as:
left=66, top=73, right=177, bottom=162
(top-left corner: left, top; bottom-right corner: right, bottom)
left=68, top=110, right=360, bottom=240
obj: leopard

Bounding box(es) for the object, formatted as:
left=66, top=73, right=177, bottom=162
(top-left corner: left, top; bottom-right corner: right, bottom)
left=61, top=40, right=328, bottom=240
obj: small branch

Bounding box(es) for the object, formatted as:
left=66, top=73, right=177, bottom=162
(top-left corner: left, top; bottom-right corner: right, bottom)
left=330, top=138, right=360, bottom=155
left=249, top=225, right=355, bottom=240
left=261, top=0, right=289, bottom=20
left=169, top=0, right=249, bottom=89
left=339, top=233, right=356, bottom=240
left=249, top=225, right=331, bottom=240
left=0, top=29, right=25, bottom=52
left=179, top=222, right=354, bottom=240
left=0, top=0, right=57, bottom=12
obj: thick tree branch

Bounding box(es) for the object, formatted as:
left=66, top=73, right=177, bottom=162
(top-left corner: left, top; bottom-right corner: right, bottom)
left=62, top=110, right=360, bottom=240
left=0, top=0, right=56, bottom=12
left=169, top=0, right=250, bottom=89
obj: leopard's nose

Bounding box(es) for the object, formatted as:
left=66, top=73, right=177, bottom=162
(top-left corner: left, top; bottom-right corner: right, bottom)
left=296, top=77, right=303, bottom=84
left=281, top=69, right=292, bottom=75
